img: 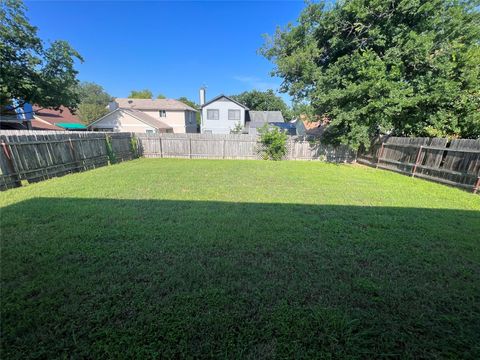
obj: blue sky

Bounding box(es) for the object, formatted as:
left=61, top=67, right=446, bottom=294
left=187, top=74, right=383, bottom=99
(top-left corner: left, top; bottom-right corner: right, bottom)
left=25, top=1, right=306, bottom=104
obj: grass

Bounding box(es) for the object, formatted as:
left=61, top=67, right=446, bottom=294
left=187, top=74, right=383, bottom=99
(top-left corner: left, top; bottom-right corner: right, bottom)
left=1, top=158, right=479, bottom=359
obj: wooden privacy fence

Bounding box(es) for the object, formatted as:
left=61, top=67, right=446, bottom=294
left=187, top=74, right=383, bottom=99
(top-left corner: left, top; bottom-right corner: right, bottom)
left=0, top=131, right=137, bottom=191
left=358, top=136, right=480, bottom=193
left=136, top=133, right=356, bottom=162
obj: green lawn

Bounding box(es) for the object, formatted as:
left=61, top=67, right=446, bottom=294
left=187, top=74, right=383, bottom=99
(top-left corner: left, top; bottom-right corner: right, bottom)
left=1, top=159, right=479, bottom=359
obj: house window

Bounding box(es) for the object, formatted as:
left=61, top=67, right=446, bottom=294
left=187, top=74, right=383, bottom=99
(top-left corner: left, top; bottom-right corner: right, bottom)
left=146, top=129, right=154, bottom=134
left=228, top=109, right=240, bottom=121
left=207, top=109, right=219, bottom=120
left=159, top=110, right=166, bottom=117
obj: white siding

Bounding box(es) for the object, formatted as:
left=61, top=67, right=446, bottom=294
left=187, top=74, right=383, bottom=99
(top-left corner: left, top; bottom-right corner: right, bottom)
left=201, top=98, right=246, bottom=134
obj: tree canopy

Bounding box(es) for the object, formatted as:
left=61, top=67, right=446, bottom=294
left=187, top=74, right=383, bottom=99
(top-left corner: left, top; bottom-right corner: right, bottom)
left=0, top=0, right=83, bottom=115
left=127, top=90, right=167, bottom=99
left=76, top=82, right=111, bottom=124
left=261, top=0, right=480, bottom=149
left=128, top=89, right=153, bottom=99
left=231, top=90, right=292, bottom=121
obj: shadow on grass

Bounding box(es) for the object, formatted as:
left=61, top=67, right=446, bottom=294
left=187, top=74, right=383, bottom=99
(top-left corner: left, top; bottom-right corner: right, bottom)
left=1, top=198, right=479, bottom=359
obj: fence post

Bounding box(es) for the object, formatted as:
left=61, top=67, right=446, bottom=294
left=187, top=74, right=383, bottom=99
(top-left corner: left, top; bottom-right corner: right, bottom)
left=189, top=137, right=192, bottom=159
left=159, top=136, right=163, bottom=158
left=222, top=139, right=225, bottom=159
left=376, top=143, right=385, bottom=168
left=412, top=145, right=423, bottom=177
left=1, top=141, right=21, bottom=187
left=68, top=138, right=81, bottom=171
left=473, top=177, right=480, bottom=194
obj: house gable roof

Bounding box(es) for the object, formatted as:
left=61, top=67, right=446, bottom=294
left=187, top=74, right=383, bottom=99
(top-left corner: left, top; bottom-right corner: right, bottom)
left=114, top=98, right=198, bottom=112
left=31, top=117, right=65, bottom=131
left=88, top=108, right=172, bottom=130
left=123, top=109, right=171, bottom=129
left=201, top=95, right=249, bottom=110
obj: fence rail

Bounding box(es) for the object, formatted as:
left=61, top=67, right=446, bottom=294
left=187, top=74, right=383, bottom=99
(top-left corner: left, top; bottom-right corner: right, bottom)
left=358, top=136, right=480, bottom=193
left=0, top=131, right=137, bottom=191
left=3, top=130, right=477, bottom=193
left=136, top=133, right=357, bottom=163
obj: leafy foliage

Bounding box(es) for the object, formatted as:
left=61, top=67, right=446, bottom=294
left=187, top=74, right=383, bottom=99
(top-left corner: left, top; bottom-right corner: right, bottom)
left=76, top=82, right=111, bottom=124
left=231, top=89, right=292, bottom=121
left=261, top=0, right=480, bottom=149
left=0, top=0, right=83, bottom=114
left=156, top=94, right=166, bottom=99
left=76, top=103, right=108, bottom=125
left=77, top=82, right=111, bottom=105
left=259, top=124, right=288, bottom=160
left=230, top=122, right=244, bottom=134
left=128, top=89, right=153, bottom=99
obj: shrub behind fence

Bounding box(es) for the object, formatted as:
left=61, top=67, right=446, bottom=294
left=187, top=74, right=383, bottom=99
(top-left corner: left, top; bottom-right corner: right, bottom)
left=136, top=133, right=356, bottom=162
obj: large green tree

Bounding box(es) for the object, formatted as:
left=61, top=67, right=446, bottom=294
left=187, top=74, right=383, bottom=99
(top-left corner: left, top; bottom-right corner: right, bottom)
left=76, top=82, right=111, bottom=124
left=231, top=89, right=292, bottom=120
left=0, top=0, right=83, bottom=115
left=261, top=0, right=480, bottom=149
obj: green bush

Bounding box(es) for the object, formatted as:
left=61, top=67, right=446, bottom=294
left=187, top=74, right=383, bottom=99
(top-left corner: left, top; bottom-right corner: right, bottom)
left=259, top=124, right=288, bottom=160
left=105, top=135, right=116, bottom=164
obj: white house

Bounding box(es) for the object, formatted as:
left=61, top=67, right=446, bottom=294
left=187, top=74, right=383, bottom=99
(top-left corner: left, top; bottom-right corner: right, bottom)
left=89, top=98, right=198, bottom=133
left=200, top=92, right=249, bottom=134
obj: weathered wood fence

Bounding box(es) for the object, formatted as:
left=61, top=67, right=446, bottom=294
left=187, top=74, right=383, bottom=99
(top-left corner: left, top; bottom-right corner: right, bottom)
left=2, top=130, right=478, bottom=193
left=0, top=131, right=137, bottom=190
left=136, top=133, right=357, bottom=162
left=357, top=136, right=480, bottom=193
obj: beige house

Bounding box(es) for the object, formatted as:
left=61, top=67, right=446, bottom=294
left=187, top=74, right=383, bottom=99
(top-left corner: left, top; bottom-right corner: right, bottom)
left=89, top=98, right=198, bottom=133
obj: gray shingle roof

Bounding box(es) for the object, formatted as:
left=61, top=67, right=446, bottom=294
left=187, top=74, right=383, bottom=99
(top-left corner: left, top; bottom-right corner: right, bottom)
left=115, top=98, right=198, bottom=112
left=247, top=111, right=284, bottom=128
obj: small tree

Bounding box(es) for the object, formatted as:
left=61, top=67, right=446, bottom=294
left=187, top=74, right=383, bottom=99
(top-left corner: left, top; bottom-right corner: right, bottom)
left=259, top=124, right=288, bottom=160
left=230, top=122, right=243, bottom=134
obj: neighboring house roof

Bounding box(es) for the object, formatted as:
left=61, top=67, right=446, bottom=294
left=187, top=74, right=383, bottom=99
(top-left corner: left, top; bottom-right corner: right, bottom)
left=296, top=114, right=330, bottom=136
left=88, top=108, right=172, bottom=130
left=123, top=109, right=172, bottom=130
left=31, top=118, right=64, bottom=131
left=270, top=122, right=296, bottom=135
left=247, top=111, right=284, bottom=128
left=114, top=98, right=198, bottom=112
left=201, top=95, right=249, bottom=110
left=33, top=105, right=87, bottom=130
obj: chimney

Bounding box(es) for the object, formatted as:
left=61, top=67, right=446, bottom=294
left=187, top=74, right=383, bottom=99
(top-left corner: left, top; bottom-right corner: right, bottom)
left=199, top=87, right=206, bottom=106
left=108, top=100, right=118, bottom=111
